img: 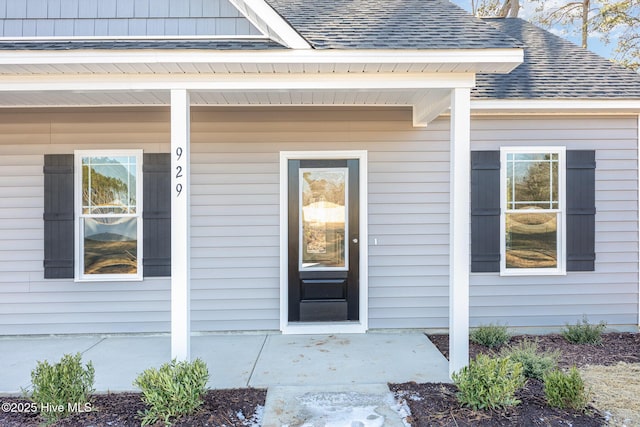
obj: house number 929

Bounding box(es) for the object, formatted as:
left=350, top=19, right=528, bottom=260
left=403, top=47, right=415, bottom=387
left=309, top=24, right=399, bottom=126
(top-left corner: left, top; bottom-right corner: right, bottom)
left=175, top=147, right=184, bottom=196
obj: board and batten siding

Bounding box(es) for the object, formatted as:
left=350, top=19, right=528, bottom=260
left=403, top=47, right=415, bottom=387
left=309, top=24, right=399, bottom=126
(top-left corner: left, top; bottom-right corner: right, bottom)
left=0, top=107, right=637, bottom=335
left=0, top=0, right=261, bottom=37
left=470, top=115, right=639, bottom=328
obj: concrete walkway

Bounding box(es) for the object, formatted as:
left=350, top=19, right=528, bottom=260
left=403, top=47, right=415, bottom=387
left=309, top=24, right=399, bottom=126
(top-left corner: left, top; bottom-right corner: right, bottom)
left=0, top=332, right=450, bottom=426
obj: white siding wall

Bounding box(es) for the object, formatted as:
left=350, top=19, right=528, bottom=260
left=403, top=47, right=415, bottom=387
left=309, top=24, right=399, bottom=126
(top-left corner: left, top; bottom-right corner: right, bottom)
left=0, top=108, right=637, bottom=334
left=0, top=109, right=172, bottom=334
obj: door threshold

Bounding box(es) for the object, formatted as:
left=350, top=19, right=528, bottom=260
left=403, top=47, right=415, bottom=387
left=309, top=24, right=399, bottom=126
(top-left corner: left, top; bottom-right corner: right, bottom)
left=282, top=322, right=366, bottom=335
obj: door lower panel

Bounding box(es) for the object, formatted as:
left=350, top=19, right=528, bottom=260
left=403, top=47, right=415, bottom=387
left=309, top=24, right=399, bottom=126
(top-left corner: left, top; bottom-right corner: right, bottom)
left=300, top=300, right=348, bottom=321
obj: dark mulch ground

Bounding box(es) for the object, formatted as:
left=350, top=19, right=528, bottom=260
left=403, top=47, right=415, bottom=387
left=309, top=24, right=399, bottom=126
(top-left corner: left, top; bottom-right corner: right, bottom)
left=2, top=333, right=637, bottom=426
left=390, top=380, right=603, bottom=427
left=428, top=332, right=640, bottom=368
left=0, top=388, right=265, bottom=427
left=389, top=332, right=640, bottom=427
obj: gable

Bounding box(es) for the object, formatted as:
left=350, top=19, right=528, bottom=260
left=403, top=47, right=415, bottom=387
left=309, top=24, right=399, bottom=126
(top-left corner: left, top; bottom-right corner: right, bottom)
left=0, top=0, right=263, bottom=38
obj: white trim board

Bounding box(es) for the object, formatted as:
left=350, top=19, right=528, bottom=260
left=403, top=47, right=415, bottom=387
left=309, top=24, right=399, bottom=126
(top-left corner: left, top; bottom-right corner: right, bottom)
left=229, top=0, right=311, bottom=49
left=0, top=49, right=523, bottom=69
left=279, top=150, right=369, bottom=335
left=472, top=99, right=640, bottom=114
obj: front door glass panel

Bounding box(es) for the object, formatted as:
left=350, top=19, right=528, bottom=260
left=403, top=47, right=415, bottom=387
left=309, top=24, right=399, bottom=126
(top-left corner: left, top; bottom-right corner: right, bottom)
left=299, top=168, right=348, bottom=270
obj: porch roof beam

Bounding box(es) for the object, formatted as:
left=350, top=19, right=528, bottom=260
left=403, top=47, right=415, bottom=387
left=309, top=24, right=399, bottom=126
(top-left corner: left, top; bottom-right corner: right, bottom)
left=0, top=48, right=523, bottom=70
left=0, top=73, right=476, bottom=92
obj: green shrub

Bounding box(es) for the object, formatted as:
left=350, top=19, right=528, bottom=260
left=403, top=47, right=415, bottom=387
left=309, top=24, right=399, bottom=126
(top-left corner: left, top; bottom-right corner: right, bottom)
left=134, top=358, right=209, bottom=426
left=544, top=367, right=589, bottom=410
left=500, top=339, right=560, bottom=380
left=29, top=352, right=95, bottom=424
left=562, top=316, right=606, bottom=345
left=470, top=323, right=510, bottom=349
left=452, top=354, right=526, bottom=410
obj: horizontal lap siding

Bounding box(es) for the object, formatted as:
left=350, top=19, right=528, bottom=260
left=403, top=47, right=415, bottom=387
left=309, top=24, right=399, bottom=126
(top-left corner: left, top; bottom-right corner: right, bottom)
left=1, top=109, right=637, bottom=334
left=190, top=108, right=450, bottom=331
left=0, top=109, right=171, bottom=335
left=471, top=116, right=639, bottom=328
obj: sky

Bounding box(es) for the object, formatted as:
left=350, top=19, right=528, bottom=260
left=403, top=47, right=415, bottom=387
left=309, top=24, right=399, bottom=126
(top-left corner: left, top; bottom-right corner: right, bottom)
left=450, top=0, right=618, bottom=60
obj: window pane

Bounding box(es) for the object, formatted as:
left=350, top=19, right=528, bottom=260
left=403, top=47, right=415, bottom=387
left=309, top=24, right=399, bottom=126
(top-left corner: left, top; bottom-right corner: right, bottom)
left=84, top=217, right=138, bottom=275
left=506, top=153, right=558, bottom=210
left=82, top=156, right=137, bottom=214
left=506, top=212, right=557, bottom=269
left=300, top=169, right=347, bottom=269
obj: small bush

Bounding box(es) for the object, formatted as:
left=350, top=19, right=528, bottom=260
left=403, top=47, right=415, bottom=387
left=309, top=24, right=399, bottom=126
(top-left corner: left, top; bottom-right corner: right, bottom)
left=452, top=354, right=526, bottom=410
left=500, top=339, right=560, bottom=380
left=134, top=358, right=209, bottom=426
left=470, top=323, right=510, bottom=349
left=30, top=352, right=95, bottom=424
left=544, top=367, right=589, bottom=410
left=562, top=316, right=606, bottom=345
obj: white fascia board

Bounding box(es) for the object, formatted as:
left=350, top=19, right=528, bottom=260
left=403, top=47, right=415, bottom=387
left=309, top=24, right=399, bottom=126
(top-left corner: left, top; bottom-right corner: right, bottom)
left=228, top=0, right=311, bottom=49
left=472, top=99, right=640, bottom=114
left=0, top=48, right=522, bottom=71
left=0, top=72, right=476, bottom=92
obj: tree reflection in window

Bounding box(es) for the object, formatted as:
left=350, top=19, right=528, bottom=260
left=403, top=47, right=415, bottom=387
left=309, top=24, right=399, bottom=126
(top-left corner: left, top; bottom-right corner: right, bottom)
left=300, top=169, right=347, bottom=269
left=81, top=155, right=139, bottom=276
left=505, top=153, right=560, bottom=269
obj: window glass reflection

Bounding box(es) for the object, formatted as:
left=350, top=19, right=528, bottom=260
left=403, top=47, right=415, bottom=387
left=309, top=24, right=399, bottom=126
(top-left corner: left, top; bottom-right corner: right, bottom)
left=83, top=217, right=138, bottom=275
left=300, top=169, right=347, bottom=269
left=506, top=212, right=557, bottom=269
left=82, top=156, right=137, bottom=214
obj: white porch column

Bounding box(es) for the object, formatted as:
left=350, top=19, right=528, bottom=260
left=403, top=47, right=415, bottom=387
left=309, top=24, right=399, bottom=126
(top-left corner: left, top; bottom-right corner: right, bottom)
left=449, top=87, right=471, bottom=376
left=171, top=89, right=191, bottom=361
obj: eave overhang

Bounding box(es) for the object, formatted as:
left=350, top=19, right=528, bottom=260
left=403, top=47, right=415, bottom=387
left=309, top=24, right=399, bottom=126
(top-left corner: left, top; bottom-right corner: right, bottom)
left=0, top=48, right=523, bottom=75
left=0, top=47, right=523, bottom=127
left=471, top=99, right=640, bottom=114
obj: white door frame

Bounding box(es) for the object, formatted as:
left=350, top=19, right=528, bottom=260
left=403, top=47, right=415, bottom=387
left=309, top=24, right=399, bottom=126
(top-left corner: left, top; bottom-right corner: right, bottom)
left=279, top=150, right=368, bottom=334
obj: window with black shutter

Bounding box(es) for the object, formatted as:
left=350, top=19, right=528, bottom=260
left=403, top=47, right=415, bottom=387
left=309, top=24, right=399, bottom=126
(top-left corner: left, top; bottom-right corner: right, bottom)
left=470, top=149, right=595, bottom=274
left=43, top=152, right=171, bottom=279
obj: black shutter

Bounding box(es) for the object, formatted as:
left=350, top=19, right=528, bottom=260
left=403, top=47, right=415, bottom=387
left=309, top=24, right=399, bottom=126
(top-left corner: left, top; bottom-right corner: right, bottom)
left=43, top=154, right=75, bottom=279
left=471, top=151, right=501, bottom=272
left=566, top=150, right=596, bottom=271
left=143, top=153, right=171, bottom=277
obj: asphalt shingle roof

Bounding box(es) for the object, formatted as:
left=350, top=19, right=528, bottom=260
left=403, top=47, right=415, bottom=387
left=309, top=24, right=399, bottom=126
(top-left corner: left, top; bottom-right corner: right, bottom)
left=0, top=39, right=284, bottom=51
left=474, top=18, right=640, bottom=99
left=266, top=0, right=522, bottom=49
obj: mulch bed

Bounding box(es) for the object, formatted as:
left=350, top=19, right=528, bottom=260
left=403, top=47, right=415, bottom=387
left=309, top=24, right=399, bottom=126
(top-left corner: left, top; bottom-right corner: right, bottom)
left=2, top=333, right=638, bottom=426
left=0, top=388, right=266, bottom=427
left=428, top=332, right=640, bottom=368
left=389, top=332, right=640, bottom=426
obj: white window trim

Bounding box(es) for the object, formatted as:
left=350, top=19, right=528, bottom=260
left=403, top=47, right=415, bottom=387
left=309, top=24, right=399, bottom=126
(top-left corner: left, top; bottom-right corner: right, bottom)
left=74, top=149, right=144, bottom=282
left=279, top=150, right=368, bottom=334
left=500, top=146, right=566, bottom=276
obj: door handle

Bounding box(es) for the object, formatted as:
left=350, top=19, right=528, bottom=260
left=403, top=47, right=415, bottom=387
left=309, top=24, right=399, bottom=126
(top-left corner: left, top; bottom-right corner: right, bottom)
left=352, top=238, right=358, bottom=244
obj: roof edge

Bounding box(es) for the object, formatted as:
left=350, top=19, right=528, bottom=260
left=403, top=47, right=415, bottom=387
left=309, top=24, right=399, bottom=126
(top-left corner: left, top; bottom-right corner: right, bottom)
left=471, top=99, right=640, bottom=113
left=229, top=0, right=311, bottom=49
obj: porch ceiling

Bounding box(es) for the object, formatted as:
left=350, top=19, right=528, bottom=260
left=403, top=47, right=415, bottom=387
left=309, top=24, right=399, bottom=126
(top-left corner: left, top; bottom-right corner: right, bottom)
left=0, top=88, right=449, bottom=108
left=0, top=49, right=522, bottom=126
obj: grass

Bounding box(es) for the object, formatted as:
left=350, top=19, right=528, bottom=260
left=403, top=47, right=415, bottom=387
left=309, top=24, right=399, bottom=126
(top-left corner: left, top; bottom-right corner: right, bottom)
left=580, top=363, right=640, bottom=426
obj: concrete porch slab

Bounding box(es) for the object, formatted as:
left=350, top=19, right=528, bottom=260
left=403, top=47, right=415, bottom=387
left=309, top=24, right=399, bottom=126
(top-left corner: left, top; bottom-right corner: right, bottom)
left=0, top=336, right=103, bottom=395
left=0, top=332, right=450, bottom=395
left=82, top=334, right=268, bottom=392
left=249, top=332, right=451, bottom=388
